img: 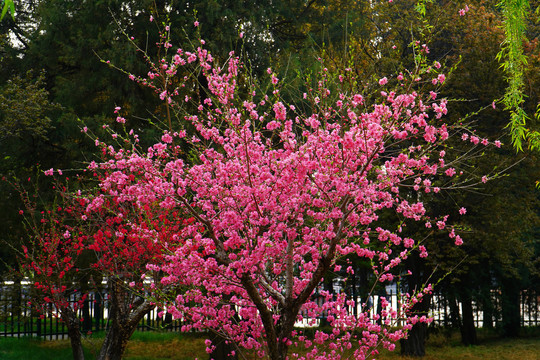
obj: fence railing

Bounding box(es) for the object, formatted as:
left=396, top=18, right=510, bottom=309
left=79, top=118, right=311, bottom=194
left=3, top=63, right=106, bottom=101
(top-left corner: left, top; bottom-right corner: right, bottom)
left=1, top=283, right=539, bottom=339
left=0, top=285, right=183, bottom=340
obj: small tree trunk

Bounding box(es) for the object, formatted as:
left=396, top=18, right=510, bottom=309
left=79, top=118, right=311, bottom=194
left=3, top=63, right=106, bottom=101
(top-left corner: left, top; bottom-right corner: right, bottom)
left=96, top=279, right=155, bottom=360
left=97, top=322, right=132, bottom=360
left=61, top=307, right=85, bottom=360
left=68, top=323, right=85, bottom=360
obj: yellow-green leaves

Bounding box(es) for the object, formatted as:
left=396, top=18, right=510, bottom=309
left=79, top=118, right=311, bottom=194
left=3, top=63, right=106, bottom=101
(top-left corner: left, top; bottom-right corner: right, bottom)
left=497, top=0, right=540, bottom=152
left=0, top=0, right=15, bottom=21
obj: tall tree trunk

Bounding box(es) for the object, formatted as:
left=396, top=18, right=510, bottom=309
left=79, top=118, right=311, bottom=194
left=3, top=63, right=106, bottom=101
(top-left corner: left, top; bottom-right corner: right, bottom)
left=400, top=294, right=431, bottom=357
left=400, top=321, right=428, bottom=357
left=459, top=295, right=478, bottom=345
left=82, top=297, right=91, bottom=334
left=480, top=288, right=494, bottom=329
left=401, top=255, right=431, bottom=357
left=501, top=278, right=521, bottom=337
left=447, top=292, right=461, bottom=329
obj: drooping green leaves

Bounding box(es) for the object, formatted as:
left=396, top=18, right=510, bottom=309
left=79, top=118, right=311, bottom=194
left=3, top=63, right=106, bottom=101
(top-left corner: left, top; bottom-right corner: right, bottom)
left=497, top=0, right=540, bottom=152
left=0, top=0, right=15, bottom=21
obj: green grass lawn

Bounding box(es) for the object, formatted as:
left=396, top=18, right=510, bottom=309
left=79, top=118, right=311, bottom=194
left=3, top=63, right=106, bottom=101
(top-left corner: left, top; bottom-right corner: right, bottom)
left=1, top=330, right=539, bottom=359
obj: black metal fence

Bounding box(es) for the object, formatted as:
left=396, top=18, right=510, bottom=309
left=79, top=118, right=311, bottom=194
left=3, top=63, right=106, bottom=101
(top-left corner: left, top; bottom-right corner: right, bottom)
left=0, top=283, right=182, bottom=339
left=1, top=282, right=539, bottom=339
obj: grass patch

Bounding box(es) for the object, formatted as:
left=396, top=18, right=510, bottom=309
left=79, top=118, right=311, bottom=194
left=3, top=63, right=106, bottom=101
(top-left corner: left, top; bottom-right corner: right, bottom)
left=0, top=337, right=95, bottom=360
left=1, top=329, right=540, bottom=359
left=376, top=329, right=540, bottom=360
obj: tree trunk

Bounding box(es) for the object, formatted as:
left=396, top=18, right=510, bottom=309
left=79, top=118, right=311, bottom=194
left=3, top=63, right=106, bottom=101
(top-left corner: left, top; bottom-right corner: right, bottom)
left=68, top=325, right=85, bottom=360
left=61, top=307, right=85, bottom=360
left=400, top=321, right=428, bottom=357
left=501, top=278, right=521, bottom=337
left=401, top=255, right=431, bottom=357
left=400, top=294, right=432, bottom=357
left=480, top=288, right=494, bottom=329
left=94, top=293, right=102, bottom=331
left=96, top=279, right=155, bottom=360
left=448, top=293, right=461, bottom=329
left=208, top=332, right=238, bottom=360
left=82, top=297, right=91, bottom=334
left=459, top=296, right=478, bottom=345
left=97, top=322, right=131, bottom=360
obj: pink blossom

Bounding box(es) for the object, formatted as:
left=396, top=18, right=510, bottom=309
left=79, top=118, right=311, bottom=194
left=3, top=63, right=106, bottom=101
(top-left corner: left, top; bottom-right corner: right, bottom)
left=161, top=133, right=173, bottom=144
left=445, top=168, right=456, bottom=177
left=494, top=140, right=501, bottom=148
left=379, top=77, right=388, bottom=86
left=44, top=168, right=54, bottom=176
left=273, top=102, right=286, bottom=121
left=194, top=20, right=199, bottom=27
left=459, top=207, right=467, bottom=215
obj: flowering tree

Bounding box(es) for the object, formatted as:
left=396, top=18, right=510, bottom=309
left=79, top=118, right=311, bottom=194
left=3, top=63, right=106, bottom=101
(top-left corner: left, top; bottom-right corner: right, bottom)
left=82, top=24, right=500, bottom=359
left=18, top=170, right=181, bottom=360
left=19, top=191, right=89, bottom=360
